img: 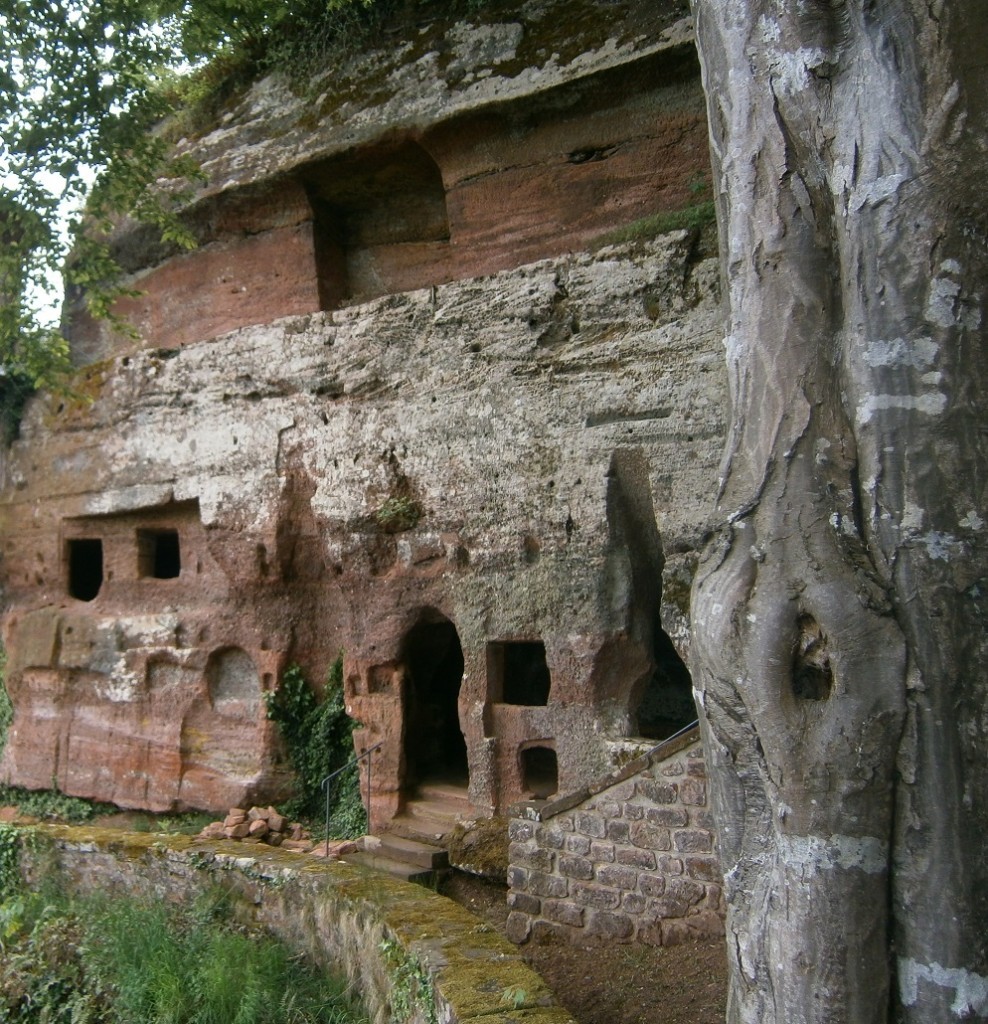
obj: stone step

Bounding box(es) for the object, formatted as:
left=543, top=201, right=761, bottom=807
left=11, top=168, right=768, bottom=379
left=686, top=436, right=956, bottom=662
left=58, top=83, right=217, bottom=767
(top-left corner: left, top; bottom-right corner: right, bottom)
left=414, top=780, right=473, bottom=806
left=373, top=832, right=450, bottom=869
left=404, top=794, right=470, bottom=828
left=344, top=849, right=442, bottom=885
left=386, top=812, right=454, bottom=845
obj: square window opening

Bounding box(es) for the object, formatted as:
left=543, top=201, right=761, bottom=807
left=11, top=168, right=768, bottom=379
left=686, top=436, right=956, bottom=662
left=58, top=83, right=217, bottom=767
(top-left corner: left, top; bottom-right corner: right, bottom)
left=488, top=641, right=551, bottom=705
left=138, top=529, right=181, bottom=579
left=521, top=745, right=558, bottom=800
left=67, top=538, right=103, bottom=601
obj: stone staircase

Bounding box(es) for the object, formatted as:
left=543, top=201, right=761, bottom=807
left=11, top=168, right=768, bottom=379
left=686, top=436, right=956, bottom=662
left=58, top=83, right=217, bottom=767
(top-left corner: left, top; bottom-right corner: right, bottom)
left=343, top=780, right=471, bottom=885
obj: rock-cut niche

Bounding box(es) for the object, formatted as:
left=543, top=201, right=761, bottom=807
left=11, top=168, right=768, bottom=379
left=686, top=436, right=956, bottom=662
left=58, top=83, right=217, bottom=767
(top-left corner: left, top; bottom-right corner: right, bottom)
left=206, top=646, right=262, bottom=713
left=66, top=538, right=104, bottom=601
left=299, top=140, right=450, bottom=309
left=603, top=449, right=697, bottom=739
left=399, top=612, right=467, bottom=791
left=180, top=646, right=264, bottom=808
left=520, top=743, right=558, bottom=800
left=487, top=641, right=552, bottom=705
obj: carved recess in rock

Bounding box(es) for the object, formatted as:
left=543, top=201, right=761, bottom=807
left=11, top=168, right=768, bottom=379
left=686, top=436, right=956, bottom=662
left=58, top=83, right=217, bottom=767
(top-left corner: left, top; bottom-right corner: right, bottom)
left=66, top=29, right=709, bottom=362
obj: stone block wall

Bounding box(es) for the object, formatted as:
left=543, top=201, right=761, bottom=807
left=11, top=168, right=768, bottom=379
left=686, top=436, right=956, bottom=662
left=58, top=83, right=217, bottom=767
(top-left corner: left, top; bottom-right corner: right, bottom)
left=506, top=727, right=725, bottom=946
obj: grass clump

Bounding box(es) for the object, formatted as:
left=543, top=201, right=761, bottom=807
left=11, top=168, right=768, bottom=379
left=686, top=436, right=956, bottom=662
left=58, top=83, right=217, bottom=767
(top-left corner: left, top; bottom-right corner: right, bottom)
left=0, top=822, right=19, bottom=902
left=592, top=201, right=717, bottom=249
left=265, top=657, right=367, bottom=836
left=0, top=883, right=366, bottom=1024
left=375, top=495, right=422, bottom=533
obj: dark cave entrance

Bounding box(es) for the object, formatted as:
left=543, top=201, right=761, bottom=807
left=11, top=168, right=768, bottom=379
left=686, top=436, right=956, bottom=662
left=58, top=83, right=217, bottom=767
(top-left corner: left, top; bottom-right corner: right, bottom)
left=67, top=538, right=103, bottom=601
left=400, top=614, right=468, bottom=790
left=634, top=628, right=698, bottom=740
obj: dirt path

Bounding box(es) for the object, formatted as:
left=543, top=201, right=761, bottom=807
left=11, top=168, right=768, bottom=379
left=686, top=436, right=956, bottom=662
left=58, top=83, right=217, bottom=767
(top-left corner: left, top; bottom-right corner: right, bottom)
left=441, top=873, right=727, bottom=1024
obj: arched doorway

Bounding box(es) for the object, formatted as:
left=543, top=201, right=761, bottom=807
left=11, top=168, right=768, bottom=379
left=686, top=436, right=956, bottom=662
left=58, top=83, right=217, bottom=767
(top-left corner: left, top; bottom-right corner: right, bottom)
left=400, top=613, right=468, bottom=791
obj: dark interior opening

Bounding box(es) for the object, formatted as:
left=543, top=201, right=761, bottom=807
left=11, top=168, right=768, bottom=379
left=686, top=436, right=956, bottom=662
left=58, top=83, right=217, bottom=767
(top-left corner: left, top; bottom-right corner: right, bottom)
left=489, top=641, right=551, bottom=706
left=634, top=629, right=697, bottom=740
left=521, top=745, right=558, bottom=800
left=300, top=140, right=450, bottom=310
left=67, top=538, right=103, bottom=601
left=792, top=613, right=833, bottom=701
left=401, top=615, right=467, bottom=787
left=137, top=528, right=181, bottom=579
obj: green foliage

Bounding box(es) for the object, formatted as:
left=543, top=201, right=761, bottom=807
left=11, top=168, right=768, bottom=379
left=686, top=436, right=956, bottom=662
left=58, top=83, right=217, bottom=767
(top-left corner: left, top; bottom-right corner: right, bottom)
left=0, top=823, right=20, bottom=903
left=265, top=658, right=366, bottom=835
left=378, top=936, right=437, bottom=1024
left=375, top=496, right=423, bottom=533
left=0, top=884, right=366, bottom=1023
left=500, top=984, right=529, bottom=1009
left=2, top=5, right=194, bottom=355
left=0, top=782, right=111, bottom=823
left=1, top=0, right=383, bottom=428
left=163, top=0, right=385, bottom=87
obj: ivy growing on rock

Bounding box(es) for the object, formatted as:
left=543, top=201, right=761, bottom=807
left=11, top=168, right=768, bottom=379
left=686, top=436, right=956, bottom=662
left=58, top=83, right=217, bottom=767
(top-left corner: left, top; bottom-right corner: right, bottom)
left=264, top=657, right=366, bottom=836
left=0, top=823, right=19, bottom=903
left=0, top=646, right=11, bottom=762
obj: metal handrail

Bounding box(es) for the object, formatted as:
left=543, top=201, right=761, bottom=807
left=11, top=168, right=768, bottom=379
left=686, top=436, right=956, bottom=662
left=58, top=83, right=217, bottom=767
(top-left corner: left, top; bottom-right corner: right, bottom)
left=320, top=741, right=383, bottom=857
left=643, top=718, right=700, bottom=760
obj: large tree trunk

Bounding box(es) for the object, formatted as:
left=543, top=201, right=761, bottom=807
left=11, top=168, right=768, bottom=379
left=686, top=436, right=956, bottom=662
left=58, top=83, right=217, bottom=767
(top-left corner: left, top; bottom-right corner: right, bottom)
left=689, top=2, right=988, bottom=1021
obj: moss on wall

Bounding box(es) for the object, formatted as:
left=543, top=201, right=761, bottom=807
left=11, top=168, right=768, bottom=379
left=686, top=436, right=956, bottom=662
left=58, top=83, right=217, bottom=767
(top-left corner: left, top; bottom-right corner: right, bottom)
left=13, top=824, right=573, bottom=1024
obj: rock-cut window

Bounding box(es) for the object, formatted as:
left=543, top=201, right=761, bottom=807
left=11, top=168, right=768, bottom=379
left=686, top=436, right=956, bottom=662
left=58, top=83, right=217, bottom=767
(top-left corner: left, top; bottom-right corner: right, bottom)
left=488, top=641, right=552, bottom=705
left=67, top=538, right=103, bottom=601
left=137, top=528, right=181, bottom=579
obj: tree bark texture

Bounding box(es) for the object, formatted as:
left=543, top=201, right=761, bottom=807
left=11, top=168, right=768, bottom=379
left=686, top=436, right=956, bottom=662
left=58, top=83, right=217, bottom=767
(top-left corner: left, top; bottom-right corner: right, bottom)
left=690, top=2, right=988, bottom=1021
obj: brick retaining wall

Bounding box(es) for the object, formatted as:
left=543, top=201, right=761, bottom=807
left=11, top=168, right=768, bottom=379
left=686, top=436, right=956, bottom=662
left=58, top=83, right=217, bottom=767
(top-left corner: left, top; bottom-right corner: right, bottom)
left=506, top=727, right=725, bottom=946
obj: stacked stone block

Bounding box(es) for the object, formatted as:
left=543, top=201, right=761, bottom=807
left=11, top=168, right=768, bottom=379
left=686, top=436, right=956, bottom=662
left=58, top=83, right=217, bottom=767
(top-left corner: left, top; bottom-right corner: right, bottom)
left=506, top=730, right=725, bottom=946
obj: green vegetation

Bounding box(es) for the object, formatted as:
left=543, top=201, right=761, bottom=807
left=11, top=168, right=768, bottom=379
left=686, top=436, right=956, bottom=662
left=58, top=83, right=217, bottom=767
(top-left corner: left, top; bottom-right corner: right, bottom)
left=379, top=935, right=437, bottom=1024
left=265, top=657, right=366, bottom=835
left=1, top=0, right=389, bottom=428
left=0, top=823, right=19, bottom=902
left=375, top=495, right=423, bottom=533
left=0, top=646, right=11, bottom=760
left=0, top=876, right=366, bottom=1023
left=500, top=984, right=529, bottom=1009
left=0, top=782, right=112, bottom=823
left=592, top=201, right=717, bottom=250
left=127, top=810, right=215, bottom=834
left=591, top=171, right=716, bottom=251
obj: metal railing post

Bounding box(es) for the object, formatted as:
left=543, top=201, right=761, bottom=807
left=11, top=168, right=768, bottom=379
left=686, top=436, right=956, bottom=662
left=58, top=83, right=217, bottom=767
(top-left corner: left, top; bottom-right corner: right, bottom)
left=366, top=750, right=372, bottom=834
left=321, top=741, right=383, bottom=858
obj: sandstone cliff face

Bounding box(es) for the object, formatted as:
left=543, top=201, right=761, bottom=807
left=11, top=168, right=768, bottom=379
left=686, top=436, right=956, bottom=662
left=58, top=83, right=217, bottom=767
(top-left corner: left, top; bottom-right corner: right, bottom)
left=0, top=1, right=725, bottom=817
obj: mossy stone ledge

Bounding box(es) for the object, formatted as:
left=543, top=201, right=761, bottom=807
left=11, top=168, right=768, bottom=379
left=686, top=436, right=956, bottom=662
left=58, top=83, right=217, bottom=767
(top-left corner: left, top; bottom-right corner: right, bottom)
left=14, top=823, right=573, bottom=1024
